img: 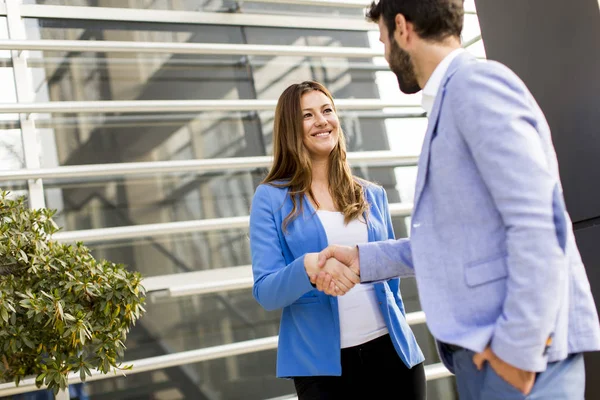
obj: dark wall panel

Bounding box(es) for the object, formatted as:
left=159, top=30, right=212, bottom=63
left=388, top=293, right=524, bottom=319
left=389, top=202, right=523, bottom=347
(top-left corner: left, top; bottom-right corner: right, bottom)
left=474, top=0, right=600, bottom=223
left=474, top=0, right=600, bottom=397
left=573, top=224, right=600, bottom=399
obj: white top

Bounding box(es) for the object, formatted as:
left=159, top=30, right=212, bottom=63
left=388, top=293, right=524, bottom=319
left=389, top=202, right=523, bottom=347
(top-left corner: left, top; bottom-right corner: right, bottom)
left=316, top=210, right=389, bottom=348
left=421, top=47, right=466, bottom=115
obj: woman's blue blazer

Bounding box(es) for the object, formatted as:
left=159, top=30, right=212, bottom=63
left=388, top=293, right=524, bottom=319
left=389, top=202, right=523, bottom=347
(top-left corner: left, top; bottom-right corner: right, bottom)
left=249, top=182, right=424, bottom=378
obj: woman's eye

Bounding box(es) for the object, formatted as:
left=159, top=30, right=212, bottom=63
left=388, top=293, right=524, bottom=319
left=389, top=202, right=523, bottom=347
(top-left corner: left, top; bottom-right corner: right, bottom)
left=324, top=108, right=333, bottom=114
left=303, top=113, right=312, bottom=118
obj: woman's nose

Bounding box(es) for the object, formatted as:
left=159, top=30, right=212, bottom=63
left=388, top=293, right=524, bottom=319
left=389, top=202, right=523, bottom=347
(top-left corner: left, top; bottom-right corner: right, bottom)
left=315, top=114, right=327, bottom=126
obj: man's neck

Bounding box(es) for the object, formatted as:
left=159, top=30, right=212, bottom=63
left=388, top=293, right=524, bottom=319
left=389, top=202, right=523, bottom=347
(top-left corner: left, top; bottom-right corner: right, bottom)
left=414, top=40, right=462, bottom=89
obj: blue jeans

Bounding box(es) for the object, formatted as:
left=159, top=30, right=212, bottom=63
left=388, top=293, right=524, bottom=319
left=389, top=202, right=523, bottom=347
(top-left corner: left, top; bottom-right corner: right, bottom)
left=443, top=344, right=585, bottom=400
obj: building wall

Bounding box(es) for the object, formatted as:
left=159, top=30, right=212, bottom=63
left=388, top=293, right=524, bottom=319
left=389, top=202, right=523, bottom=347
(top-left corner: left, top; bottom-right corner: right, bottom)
left=474, top=0, right=600, bottom=397
left=1, top=1, right=484, bottom=398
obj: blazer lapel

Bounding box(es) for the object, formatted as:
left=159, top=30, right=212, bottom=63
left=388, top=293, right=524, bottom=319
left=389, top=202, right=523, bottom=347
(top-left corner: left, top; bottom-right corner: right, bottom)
left=412, top=51, right=476, bottom=210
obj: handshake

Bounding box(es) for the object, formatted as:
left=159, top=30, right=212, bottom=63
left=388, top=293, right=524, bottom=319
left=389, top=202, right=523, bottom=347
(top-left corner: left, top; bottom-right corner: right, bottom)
left=304, top=245, right=361, bottom=296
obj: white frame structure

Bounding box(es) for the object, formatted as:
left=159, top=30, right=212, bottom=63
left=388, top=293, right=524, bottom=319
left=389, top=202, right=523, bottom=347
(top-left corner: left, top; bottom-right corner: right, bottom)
left=0, top=39, right=385, bottom=58
left=0, top=1, right=477, bottom=397
left=0, top=151, right=418, bottom=181
left=48, top=202, right=412, bottom=244
left=16, top=4, right=376, bottom=31
left=4, top=0, right=46, bottom=209
left=242, top=0, right=479, bottom=13
left=0, top=99, right=424, bottom=113
left=0, top=333, right=451, bottom=398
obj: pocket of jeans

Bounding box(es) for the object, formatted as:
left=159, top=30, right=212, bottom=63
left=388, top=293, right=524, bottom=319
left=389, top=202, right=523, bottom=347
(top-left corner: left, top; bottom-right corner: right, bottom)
left=482, top=362, right=527, bottom=399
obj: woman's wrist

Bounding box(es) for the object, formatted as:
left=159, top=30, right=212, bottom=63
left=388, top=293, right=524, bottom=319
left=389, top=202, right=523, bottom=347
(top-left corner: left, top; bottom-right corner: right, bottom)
left=304, top=253, right=318, bottom=275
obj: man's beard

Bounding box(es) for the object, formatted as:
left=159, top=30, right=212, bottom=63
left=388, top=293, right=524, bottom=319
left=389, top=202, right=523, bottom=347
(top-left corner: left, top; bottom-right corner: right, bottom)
left=389, top=40, right=421, bottom=94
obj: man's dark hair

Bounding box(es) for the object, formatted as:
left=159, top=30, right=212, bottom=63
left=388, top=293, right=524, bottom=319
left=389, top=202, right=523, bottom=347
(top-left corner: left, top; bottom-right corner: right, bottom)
left=366, top=0, right=464, bottom=42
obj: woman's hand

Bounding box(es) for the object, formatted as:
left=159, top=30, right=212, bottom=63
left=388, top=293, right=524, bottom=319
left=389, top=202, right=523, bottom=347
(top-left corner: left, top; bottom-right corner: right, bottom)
left=304, top=253, right=359, bottom=295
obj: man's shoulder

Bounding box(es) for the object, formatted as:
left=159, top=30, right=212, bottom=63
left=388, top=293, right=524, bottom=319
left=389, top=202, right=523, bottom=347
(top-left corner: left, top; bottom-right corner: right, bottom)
left=449, top=59, right=523, bottom=90
left=445, top=59, right=529, bottom=110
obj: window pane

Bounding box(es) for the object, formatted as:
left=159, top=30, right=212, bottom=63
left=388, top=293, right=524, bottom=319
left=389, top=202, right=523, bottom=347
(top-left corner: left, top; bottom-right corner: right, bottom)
left=84, top=350, right=292, bottom=400
left=78, top=346, right=455, bottom=399
left=0, top=6, right=486, bottom=398
left=131, top=290, right=280, bottom=353
left=22, top=0, right=364, bottom=18
left=0, top=18, right=26, bottom=195
left=43, top=171, right=262, bottom=231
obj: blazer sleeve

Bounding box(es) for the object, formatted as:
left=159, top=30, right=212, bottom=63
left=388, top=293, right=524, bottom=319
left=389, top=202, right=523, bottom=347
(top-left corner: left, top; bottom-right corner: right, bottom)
left=381, top=186, right=396, bottom=241
left=449, top=62, right=567, bottom=372
left=249, top=185, right=315, bottom=311
left=357, top=187, right=415, bottom=283
left=380, top=187, right=408, bottom=316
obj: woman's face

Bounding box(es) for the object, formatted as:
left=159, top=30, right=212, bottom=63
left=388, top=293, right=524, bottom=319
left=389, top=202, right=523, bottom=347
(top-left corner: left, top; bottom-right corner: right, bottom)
left=300, top=90, right=340, bottom=161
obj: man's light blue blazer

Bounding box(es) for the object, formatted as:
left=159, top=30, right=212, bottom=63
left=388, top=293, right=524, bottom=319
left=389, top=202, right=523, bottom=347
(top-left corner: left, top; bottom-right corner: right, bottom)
left=359, top=52, right=600, bottom=373
left=249, top=182, right=424, bottom=378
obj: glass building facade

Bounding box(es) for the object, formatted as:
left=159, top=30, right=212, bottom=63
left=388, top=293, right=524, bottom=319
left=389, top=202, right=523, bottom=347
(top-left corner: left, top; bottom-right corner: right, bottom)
left=0, top=1, right=486, bottom=399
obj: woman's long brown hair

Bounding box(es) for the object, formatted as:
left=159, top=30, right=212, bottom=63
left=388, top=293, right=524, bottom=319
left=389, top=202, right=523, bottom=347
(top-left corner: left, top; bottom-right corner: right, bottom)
left=263, top=81, right=369, bottom=231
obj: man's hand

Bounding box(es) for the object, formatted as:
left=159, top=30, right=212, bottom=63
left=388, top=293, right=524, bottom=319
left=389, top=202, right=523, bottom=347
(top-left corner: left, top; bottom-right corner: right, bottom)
left=317, top=245, right=360, bottom=276
left=305, top=253, right=359, bottom=296
left=473, top=347, right=536, bottom=395
left=309, top=245, right=361, bottom=296
left=317, top=258, right=359, bottom=295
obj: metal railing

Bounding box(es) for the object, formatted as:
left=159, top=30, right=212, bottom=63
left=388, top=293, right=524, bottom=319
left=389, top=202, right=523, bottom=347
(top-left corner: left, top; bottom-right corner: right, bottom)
left=0, top=100, right=423, bottom=114
left=0, top=316, right=450, bottom=397
left=0, top=39, right=383, bottom=58
left=0, top=35, right=480, bottom=60
left=243, top=0, right=478, bottom=13
left=15, top=4, right=375, bottom=31
left=0, top=151, right=418, bottom=182
left=51, top=202, right=413, bottom=244
left=0, top=0, right=479, bottom=13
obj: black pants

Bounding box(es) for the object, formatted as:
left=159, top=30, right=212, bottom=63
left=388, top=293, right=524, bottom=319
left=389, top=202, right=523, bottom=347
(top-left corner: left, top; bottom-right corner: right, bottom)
left=293, top=334, right=426, bottom=400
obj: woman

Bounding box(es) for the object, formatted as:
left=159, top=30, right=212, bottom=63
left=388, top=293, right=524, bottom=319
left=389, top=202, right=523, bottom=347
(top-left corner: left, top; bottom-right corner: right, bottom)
left=249, top=81, right=426, bottom=400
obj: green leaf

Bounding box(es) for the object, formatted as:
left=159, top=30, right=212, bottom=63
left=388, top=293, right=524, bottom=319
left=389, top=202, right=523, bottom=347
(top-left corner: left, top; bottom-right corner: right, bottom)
left=36, top=371, right=47, bottom=382
left=0, top=191, right=146, bottom=388
left=56, top=301, right=64, bottom=320
left=22, top=336, right=35, bottom=349
left=79, top=328, right=86, bottom=345
left=19, top=249, right=28, bottom=263
left=64, top=313, right=76, bottom=322
left=59, top=374, right=68, bottom=390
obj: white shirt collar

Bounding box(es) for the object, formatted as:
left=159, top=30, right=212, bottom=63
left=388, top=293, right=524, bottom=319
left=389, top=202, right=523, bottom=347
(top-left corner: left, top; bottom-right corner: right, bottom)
left=421, top=48, right=466, bottom=116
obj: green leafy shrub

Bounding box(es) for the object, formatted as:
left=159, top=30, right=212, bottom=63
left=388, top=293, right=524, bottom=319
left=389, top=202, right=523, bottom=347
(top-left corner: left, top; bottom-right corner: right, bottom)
left=0, top=192, right=146, bottom=394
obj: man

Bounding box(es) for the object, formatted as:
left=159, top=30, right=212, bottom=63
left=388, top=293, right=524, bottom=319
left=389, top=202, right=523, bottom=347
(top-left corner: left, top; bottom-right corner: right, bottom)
left=314, top=0, right=600, bottom=398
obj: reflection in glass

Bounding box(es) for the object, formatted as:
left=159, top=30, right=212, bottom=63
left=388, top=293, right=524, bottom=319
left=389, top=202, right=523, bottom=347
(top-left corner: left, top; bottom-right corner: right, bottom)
left=0, top=5, right=491, bottom=397
left=83, top=350, right=292, bottom=400
left=132, top=290, right=280, bottom=354
left=23, top=0, right=364, bottom=17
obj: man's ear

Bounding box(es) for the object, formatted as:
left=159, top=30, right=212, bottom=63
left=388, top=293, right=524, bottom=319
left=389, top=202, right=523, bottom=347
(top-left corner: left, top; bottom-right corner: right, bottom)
left=393, top=13, right=409, bottom=46
left=393, top=13, right=416, bottom=48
